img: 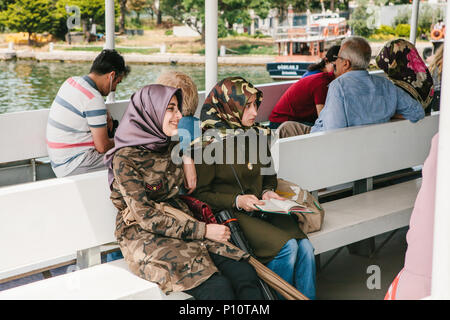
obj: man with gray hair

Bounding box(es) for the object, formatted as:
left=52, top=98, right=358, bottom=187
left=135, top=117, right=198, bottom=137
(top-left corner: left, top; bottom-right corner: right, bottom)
left=309, top=36, right=424, bottom=133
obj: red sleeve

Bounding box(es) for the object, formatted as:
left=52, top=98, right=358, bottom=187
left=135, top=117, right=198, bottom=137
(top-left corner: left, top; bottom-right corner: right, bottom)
left=312, top=76, right=331, bottom=105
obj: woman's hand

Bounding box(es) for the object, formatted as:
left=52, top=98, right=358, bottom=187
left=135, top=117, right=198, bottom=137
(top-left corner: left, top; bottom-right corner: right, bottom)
left=237, top=194, right=265, bottom=212
left=262, top=190, right=286, bottom=201
left=182, top=155, right=197, bottom=194
left=205, top=224, right=231, bottom=242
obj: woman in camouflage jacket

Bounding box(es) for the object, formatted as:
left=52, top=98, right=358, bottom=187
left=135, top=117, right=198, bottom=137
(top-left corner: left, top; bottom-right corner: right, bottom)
left=103, top=84, right=264, bottom=299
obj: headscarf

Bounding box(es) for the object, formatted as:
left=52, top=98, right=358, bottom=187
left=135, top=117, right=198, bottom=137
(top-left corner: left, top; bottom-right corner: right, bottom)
left=376, top=39, right=434, bottom=110
left=194, top=76, right=270, bottom=146
left=104, top=84, right=182, bottom=187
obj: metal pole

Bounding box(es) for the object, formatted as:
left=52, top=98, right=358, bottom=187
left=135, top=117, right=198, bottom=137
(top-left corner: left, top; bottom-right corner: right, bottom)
left=105, top=0, right=115, bottom=50
left=431, top=0, right=450, bottom=300
left=409, top=0, right=420, bottom=45
left=205, top=0, right=218, bottom=94
left=105, top=0, right=116, bottom=103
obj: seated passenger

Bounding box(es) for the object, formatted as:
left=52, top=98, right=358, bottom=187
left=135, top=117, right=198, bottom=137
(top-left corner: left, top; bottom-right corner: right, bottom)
left=427, top=45, right=443, bottom=112
left=192, top=77, right=316, bottom=300
left=104, top=84, right=264, bottom=300
left=376, top=38, right=434, bottom=114
left=302, top=45, right=341, bottom=78
left=277, top=37, right=425, bottom=138
left=385, top=133, right=438, bottom=300
left=269, top=45, right=340, bottom=129
left=46, top=49, right=130, bottom=177
left=156, top=71, right=201, bottom=149
left=156, top=71, right=201, bottom=195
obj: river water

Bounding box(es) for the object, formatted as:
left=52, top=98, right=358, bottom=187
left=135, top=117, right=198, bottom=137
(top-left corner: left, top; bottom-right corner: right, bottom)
left=0, top=60, right=275, bottom=114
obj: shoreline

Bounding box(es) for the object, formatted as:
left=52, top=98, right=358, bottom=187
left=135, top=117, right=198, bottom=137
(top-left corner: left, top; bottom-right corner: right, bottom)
left=0, top=41, right=432, bottom=65
left=0, top=49, right=274, bottom=66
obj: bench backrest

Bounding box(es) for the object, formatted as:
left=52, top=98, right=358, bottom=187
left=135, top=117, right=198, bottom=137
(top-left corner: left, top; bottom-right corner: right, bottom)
left=0, top=170, right=115, bottom=280
left=0, top=82, right=292, bottom=165
left=271, top=114, right=440, bottom=191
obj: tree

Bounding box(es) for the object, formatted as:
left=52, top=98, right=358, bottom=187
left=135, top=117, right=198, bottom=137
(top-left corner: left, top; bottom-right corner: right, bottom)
left=0, top=0, right=57, bottom=45
left=52, top=0, right=120, bottom=39
left=119, top=0, right=127, bottom=34
left=348, top=0, right=373, bottom=37
left=161, top=0, right=273, bottom=41
left=0, top=0, right=14, bottom=11
left=127, top=0, right=150, bottom=25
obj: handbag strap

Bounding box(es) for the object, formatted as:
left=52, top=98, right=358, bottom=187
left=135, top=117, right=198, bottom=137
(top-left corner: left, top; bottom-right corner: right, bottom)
left=230, top=165, right=245, bottom=195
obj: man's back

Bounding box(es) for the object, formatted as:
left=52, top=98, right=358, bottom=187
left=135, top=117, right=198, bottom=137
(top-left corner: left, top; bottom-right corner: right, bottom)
left=46, top=76, right=107, bottom=177
left=311, top=70, right=425, bottom=133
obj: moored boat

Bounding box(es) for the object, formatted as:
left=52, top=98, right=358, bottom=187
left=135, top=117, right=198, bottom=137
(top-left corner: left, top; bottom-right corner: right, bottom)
left=267, top=7, right=347, bottom=79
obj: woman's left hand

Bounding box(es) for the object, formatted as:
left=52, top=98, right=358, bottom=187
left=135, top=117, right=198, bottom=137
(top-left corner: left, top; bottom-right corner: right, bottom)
left=182, top=156, right=197, bottom=194
left=262, top=190, right=286, bottom=201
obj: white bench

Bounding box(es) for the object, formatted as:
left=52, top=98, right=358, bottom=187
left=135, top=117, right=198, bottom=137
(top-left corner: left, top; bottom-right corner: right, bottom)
left=0, top=115, right=438, bottom=299
left=0, top=170, right=191, bottom=299
left=271, top=114, right=439, bottom=257
left=0, top=81, right=294, bottom=187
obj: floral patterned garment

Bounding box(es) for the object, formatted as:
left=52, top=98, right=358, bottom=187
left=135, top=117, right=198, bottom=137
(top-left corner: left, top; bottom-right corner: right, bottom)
left=376, top=39, right=434, bottom=111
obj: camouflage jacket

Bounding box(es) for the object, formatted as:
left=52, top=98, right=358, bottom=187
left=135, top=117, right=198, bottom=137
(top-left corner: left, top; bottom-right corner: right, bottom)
left=110, top=145, right=248, bottom=294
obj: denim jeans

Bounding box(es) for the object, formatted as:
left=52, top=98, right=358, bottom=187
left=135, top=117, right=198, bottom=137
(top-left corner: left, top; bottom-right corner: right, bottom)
left=104, top=250, right=123, bottom=263
left=266, top=238, right=316, bottom=300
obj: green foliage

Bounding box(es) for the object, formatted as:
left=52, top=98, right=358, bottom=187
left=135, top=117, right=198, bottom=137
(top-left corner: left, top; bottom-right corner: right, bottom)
left=395, top=23, right=410, bottom=37
left=160, top=0, right=273, bottom=40
left=164, top=29, right=173, bottom=36
left=392, top=4, right=445, bottom=39
left=393, top=8, right=410, bottom=26
left=0, top=0, right=14, bottom=11
left=349, top=2, right=374, bottom=38
left=0, top=0, right=57, bottom=41
left=376, top=25, right=395, bottom=35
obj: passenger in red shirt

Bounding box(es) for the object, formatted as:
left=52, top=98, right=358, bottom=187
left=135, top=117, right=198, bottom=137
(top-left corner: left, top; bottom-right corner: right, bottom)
left=269, top=45, right=340, bottom=129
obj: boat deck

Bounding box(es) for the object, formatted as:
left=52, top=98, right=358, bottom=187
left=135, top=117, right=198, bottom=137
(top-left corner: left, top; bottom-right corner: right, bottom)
left=0, top=227, right=407, bottom=300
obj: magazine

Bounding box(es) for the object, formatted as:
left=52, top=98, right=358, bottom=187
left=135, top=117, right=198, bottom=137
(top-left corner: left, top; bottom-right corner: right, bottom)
left=255, top=199, right=314, bottom=215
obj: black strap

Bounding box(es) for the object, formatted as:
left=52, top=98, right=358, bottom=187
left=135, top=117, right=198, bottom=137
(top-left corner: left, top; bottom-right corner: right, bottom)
left=230, top=165, right=245, bottom=195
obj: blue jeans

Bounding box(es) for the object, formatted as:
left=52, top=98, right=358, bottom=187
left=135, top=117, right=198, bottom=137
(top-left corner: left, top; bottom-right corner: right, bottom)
left=104, top=250, right=123, bottom=263
left=266, top=238, right=316, bottom=300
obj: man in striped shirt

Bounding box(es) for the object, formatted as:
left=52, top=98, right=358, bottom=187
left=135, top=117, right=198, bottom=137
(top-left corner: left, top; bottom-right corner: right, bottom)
left=46, top=50, right=130, bottom=177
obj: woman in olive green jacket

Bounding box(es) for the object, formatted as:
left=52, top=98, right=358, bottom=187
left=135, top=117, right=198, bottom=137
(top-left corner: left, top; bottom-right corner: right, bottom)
left=192, top=77, right=316, bottom=299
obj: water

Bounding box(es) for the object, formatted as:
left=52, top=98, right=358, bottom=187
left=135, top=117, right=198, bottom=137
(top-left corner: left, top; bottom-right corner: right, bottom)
left=0, top=60, right=275, bottom=114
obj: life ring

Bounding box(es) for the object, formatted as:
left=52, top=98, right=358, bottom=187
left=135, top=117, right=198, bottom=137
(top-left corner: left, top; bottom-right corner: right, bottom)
left=323, top=28, right=329, bottom=37
left=431, top=29, right=443, bottom=40
left=333, top=26, right=339, bottom=35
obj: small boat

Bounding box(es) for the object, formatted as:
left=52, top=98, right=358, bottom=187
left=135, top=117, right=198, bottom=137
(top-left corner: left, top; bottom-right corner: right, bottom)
left=267, top=8, right=347, bottom=79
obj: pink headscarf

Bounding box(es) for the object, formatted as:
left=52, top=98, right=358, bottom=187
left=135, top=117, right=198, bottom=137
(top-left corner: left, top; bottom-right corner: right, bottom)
left=104, top=84, right=182, bottom=187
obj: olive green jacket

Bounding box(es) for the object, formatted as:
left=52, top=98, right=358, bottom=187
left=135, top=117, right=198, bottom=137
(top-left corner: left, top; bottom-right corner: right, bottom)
left=192, top=135, right=306, bottom=263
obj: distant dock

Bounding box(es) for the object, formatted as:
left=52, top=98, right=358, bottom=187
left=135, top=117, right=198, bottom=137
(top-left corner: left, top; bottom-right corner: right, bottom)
left=0, top=41, right=431, bottom=65
left=0, top=48, right=273, bottom=66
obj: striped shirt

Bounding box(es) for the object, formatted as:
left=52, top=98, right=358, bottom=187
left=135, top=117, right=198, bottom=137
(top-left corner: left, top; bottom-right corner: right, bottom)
left=46, top=75, right=107, bottom=177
